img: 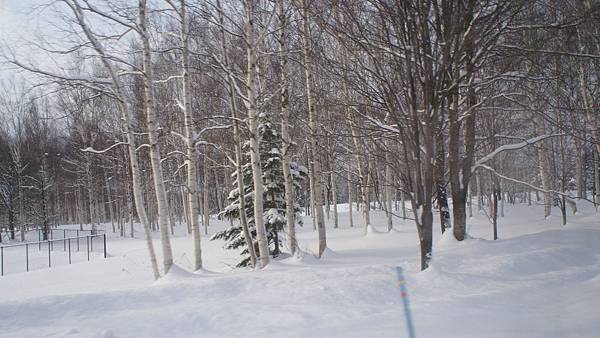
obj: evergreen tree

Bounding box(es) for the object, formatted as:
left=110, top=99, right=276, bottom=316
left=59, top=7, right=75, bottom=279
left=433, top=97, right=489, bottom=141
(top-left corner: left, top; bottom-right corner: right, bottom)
left=213, top=121, right=307, bottom=267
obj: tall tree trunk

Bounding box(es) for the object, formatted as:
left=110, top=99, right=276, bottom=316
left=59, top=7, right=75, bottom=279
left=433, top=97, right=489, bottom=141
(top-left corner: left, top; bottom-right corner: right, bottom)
left=244, top=0, right=270, bottom=267
left=105, top=170, right=116, bottom=233
left=435, top=127, right=450, bottom=234
left=68, top=0, right=160, bottom=278
left=347, top=166, right=354, bottom=228
left=202, top=155, right=210, bottom=235
left=534, top=114, right=553, bottom=218
left=301, top=0, right=327, bottom=256
left=385, top=150, right=393, bottom=232
left=277, top=0, right=297, bottom=255
left=139, top=0, right=174, bottom=273
left=216, top=0, right=256, bottom=267
left=449, top=0, right=477, bottom=241
left=467, top=181, right=473, bottom=218
left=175, top=0, right=203, bottom=270
left=332, top=171, right=339, bottom=229
left=577, top=5, right=600, bottom=204
left=90, top=2, right=160, bottom=275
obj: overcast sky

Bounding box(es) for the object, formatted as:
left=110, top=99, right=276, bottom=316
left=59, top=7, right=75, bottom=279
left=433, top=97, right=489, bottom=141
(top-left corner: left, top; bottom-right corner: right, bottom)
left=0, top=0, right=57, bottom=83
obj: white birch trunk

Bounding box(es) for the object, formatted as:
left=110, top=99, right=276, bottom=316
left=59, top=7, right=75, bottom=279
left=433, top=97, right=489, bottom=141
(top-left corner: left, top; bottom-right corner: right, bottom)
left=332, top=171, right=338, bottom=229
left=301, top=0, right=327, bottom=256
left=104, top=170, right=116, bottom=233
left=385, top=152, right=393, bottom=232
left=203, top=156, right=210, bottom=235
left=277, top=0, right=297, bottom=255
left=308, top=158, right=316, bottom=230
left=244, top=0, right=270, bottom=268
left=139, top=0, right=174, bottom=273
left=175, top=0, right=202, bottom=270
left=347, top=167, right=353, bottom=228
left=534, top=114, right=552, bottom=218
left=217, top=0, right=257, bottom=267
left=65, top=0, right=160, bottom=279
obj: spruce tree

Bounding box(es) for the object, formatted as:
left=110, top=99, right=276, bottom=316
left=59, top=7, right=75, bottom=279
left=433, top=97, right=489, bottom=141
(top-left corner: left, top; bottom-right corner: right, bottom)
left=213, top=120, right=307, bottom=267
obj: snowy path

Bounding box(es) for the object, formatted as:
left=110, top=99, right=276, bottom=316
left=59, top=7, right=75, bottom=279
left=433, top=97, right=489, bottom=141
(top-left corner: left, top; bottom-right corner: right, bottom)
left=0, top=203, right=599, bottom=337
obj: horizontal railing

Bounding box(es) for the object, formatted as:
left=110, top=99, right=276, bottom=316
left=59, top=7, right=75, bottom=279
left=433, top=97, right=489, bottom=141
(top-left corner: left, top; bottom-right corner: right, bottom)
left=0, top=233, right=107, bottom=276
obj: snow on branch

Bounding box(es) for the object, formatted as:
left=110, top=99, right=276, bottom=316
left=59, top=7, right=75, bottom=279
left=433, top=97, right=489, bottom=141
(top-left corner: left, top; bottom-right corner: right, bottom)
left=7, top=59, right=112, bottom=86
left=473, top=134, right=562, bottom=171
left=81, top=142, right=128, bottom=154
left=195, top=124, right=232, bottom=139
left=171, top=131, right=186, bottom=141
left=477, top=164, right=597, bottom=206
left=135, top=144, right=151, bottom=152
left=153, top=75, right=183, bottom=84
left=349, top=106, right=401, bottom=135
left=499, top=44, right=600, bottom=59
left=161, top=151, right=188, bottom=163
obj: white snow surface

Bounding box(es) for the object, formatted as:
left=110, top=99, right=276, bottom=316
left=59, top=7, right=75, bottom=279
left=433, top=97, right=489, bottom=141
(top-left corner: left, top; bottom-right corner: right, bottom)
left=1, top=202, right=599, bottom=338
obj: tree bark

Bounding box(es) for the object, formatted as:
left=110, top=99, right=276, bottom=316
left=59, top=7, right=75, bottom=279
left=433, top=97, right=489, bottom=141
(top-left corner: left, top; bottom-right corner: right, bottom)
left=216, top=0, right=256, bottom=268
left=277, top=0, right=297, bottom=255
left=244, top=0, right=270, bottom=267
left=175, top=0, right=203, bottom=270
left=347, top=166, right=353, bottom=228
left=301, top=0, right=326, bottom=256
left=139, top=0, right=174, bottom=274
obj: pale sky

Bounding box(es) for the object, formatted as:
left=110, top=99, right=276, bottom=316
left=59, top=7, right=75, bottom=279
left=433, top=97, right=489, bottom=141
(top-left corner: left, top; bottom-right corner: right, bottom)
left=0, top=0, right=61, bottom=84
left=0, top=0, right=139, bottom=86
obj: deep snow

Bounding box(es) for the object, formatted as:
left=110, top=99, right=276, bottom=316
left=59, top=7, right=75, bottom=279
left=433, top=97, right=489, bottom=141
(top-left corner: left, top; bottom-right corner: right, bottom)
left=0, top=202, right=599, bottom=338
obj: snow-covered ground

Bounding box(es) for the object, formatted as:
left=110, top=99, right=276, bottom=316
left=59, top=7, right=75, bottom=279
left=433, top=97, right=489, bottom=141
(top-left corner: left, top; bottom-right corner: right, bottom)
left=0, top=202, right=599, bottom=338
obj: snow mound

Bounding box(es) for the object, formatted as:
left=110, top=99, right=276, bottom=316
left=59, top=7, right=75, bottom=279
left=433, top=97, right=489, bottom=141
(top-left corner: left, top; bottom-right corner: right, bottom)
left=435, top=228, right=477, bottom=249
left=280, top=249, right=321, bottom=265
left=93, top=330, right=118, bottom=338
left=366, top=225, right=386, bottom=235
left=155, top=264, right=199, bottom=284
left=319, top=247, right=338, bottom=258
left=436, top=228, right=461, bottom=248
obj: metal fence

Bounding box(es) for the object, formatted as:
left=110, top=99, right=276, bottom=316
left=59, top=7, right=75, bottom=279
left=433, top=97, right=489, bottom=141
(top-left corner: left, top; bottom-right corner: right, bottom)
left=34, top=228, right=103, bottom=247
left=1, top=226, right=102, bottom=243
left=0, top=233, right=107, bottom=276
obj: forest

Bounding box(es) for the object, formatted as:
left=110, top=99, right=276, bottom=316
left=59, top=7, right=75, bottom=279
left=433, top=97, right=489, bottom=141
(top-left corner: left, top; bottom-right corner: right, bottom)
left=0, top=0, right=598, bottom=278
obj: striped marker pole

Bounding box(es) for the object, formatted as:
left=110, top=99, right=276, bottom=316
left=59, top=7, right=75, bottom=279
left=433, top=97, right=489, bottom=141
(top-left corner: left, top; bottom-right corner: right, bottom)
left=395, top=266, right=416, bottom=338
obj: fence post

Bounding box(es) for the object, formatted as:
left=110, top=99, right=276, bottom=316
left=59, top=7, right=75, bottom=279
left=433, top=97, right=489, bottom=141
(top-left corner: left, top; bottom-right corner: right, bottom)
left=48, top=241, right=51, bottom=268
left=1, top=246, right=3, bottom=276
left=26, top=243, right=29, bottom=272
left=63, top=230, right=66, bottom=251
left=90, top=235, right=93, bottom=252
left=86, top=236, right=90, bottom=261
left=38, top=229, right=41, bottom=250
left=68, top=238, right=71, bottom=264
left=77, top=230, right=80, bottom=251
left=103, top=234, right=107, bottom=258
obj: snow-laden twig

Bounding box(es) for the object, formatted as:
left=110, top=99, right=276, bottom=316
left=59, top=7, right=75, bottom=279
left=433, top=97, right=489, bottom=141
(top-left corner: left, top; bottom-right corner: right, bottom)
left=81, top=142, right=128, bottom=154
left=476, top=164, right=598, bottom=205
left=135, top=144, right=151, bottom=152
left=153, top=75, right=183, bottom=84
left=473, top=134, right=563, bottom=170
left=7, top=59, right=112, bottom=85
left=361, top=111, right=400, bottom=134
left=499, top=44, right=600, bottom=59
left=171, top=131, right=186, bottom=141
left=161, top=151, right=187, bottom=163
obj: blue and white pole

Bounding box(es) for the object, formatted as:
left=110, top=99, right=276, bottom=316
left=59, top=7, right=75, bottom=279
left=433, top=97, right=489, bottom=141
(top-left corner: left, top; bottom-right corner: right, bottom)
left=395, top=266, right=416, bottom=338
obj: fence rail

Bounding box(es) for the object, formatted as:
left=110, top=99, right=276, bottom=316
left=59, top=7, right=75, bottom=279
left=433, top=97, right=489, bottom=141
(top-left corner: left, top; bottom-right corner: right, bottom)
left=0, top=233, right=107, bottom=276
left=1, top=226, right=103, bottom=243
